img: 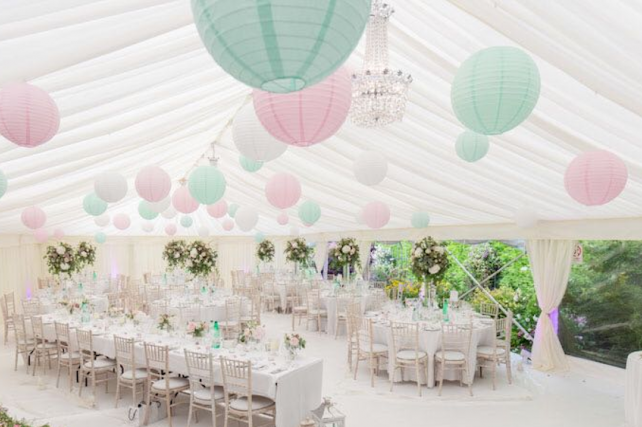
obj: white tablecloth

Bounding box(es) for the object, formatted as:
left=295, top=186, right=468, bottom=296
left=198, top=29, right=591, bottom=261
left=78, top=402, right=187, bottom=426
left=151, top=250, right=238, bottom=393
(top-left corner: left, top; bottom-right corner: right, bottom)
left=626, top=351, right=642, bottom=427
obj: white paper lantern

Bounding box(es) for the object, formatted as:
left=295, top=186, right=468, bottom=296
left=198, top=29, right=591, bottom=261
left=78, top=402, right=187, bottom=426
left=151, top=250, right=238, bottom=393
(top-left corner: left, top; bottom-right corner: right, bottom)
left=94, top=171, right=128, bottom=203
left=142, top=222, right=154, bottom=233
left=161, top=206, right=177, bottom=219
left=354, top=151, right=388, bottom=186
left=233, top=104, right=288, bottom=162
left=514, top=206, right=539, bottom=228
left=197, top=226, right=210, bottom=237
left=235, top=206, right=259, bottom=232
left=94, top=214, right=110, bottom=227
left=149, top=197, right=171, bottom=213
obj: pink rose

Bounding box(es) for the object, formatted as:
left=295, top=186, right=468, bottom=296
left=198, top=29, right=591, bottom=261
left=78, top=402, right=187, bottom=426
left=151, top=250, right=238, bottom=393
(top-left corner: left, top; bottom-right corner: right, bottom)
left=290, top=336, right=299, bottom=347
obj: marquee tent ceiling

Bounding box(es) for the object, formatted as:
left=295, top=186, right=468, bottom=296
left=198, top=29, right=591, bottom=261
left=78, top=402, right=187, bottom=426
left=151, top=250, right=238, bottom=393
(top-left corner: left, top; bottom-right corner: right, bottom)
left=1, top=0, right=641, bottom=237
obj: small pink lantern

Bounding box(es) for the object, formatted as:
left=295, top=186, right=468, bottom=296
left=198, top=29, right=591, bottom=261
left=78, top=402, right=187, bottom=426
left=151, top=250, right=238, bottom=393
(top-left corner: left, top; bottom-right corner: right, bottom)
left=222, top=218, right=234, bottom=231
left=113, top=213, right=131, bottom=230
left=165, top=224, right=177, bottom=236
left=53, top=228, right=65, bottom=239
left=0, top=83, right=60, bottom=148
left=277, top=211, right=289, bottom=225
left=265, top=172, right=301, bottom=209
left=253, top=67, right=352, bottom=147
left=207, top=200, right=228, bottom=218
left=21, top=206, right=46, bottom=229
left=565, top=150, right=628, bottom=206
left=34, top=228, right=48, bottom=243
left=362, top=201, right=390, bottom=229
left=172, top=185, right=199, bottom=214
left=136, top=165, right=171, bottom=202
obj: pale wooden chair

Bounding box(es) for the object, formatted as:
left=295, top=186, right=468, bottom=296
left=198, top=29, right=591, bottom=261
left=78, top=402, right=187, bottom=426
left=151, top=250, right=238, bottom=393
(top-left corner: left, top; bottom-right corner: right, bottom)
left=436, top=322, right=473, bottom=396
left=477, top=311, right=513, bottom=388
left=345, top=302, right=362, bottom=370
left=220, top=298, right=242, bottom=339
left=114, top=336, right=148, bottom=407
left=184, top=349, right=224, bottom=427
left=305, top=289, right=327, bottom=333
left=351, top=316, right=388, bottom=387
left=220, top=357, right=276, bottom=427
left=54, top=321, right=80, bottom=391
left=31, top=315, right=57, bottom=376
left=77, top=329, right=116, bottom=399
left=261, top=281, right=279, bottom=313
left=334, top=296, right=354, bottom=339
left=22, top=299, right=42, bottom=318
left=479, top=302, right=499, bottom=320
left=2, top=292, right=16, bottom=345
left=12, top=314, right=34, bottom=372
left=290, top=286, right=307, bottom=331
left=241, top=291, right=262, bottom=326
left=389, top=321, right=428, bottom=396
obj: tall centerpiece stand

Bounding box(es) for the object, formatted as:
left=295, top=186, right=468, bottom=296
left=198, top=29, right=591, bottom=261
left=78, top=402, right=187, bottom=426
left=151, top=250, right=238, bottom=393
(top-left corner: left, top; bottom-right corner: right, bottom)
left=331, top=238, right=360, bottom=288
left=285, top=238, right=314, bottom=281
left=410, top=236, right=449, bottom=315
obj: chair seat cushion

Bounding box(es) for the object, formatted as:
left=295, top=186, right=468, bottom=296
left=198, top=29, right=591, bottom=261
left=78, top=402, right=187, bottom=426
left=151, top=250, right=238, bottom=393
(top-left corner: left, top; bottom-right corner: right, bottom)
left=229, top=395, right=275, bottom=411
left=121, top=368, right=148, bottom=380
left=292, top=306, right=307, bottom=313
left=192, top=386, right=224, bottom=402
left=36, top=342, right=57, bottom=350
left=435, top=350, right=466, bottom=361
left=84, top=357, right=116, bottom=369
left=308, top=309, right=327, bottom=316
left=361, top=343, right=388, bottom=354
left=476, top=346, right=506, bottom=357
left=151, top=377, right=189, bottom=391
left=60, top=351, right=81, bottom=360
left=397, top=350, right=428, bottom=360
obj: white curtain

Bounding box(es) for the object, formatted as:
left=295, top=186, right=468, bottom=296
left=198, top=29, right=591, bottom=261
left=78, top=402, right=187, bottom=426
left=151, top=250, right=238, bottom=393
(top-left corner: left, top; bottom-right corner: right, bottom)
left=0, top=237, right=43, bottom=299
left=358, top=240, right=372, bottom=279
left=313, top=241, right=328, bottom=274
left=216, top=241, right=256, bottom=287
left=526, top=239, right=575, bottom=372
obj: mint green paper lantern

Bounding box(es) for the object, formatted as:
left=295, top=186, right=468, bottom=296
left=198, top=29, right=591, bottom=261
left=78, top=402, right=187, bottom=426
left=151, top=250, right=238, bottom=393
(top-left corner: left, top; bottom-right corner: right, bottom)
left=0, top=170, right=7, bottom=199
left=240, top=155, right=263, bottom=173
left=95, top=232, right=106, bottom=244
left=180, top=215, right=193, bottom=228
left=455, top=131, right=489, bottom=162
left=228, top=203, right=239, bottom=218
left=188, top=165, right=226, bottom=205
left=298, top=200, right=321, bottom=225
left=83, top=193, right=107, bottom=216
left=254, top=232, right=265, bottom=243
left=138, top=200, right=159, bottom=220
left=451, top=46, right=541, bottom=135
left=411, top=211, right=430, bottom=229
left=191, top=0, right=372, bottom=93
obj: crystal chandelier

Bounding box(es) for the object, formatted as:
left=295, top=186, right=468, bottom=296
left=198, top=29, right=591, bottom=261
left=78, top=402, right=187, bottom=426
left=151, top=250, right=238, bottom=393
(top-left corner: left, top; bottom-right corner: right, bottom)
left=350, top=0, right=412, bottom=128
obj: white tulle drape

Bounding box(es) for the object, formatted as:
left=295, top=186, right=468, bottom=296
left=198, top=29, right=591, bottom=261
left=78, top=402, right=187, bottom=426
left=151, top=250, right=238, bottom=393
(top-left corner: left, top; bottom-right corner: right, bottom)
left=527, top=239, right=575, bottom=372
left=313, top=241, right=328, bottom=273
left=358, top=240, right=372, bottom=279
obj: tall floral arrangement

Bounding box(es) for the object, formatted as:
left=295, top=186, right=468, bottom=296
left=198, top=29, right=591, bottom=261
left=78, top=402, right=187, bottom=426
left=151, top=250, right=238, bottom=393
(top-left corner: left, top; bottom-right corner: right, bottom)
left=330, top=237, right=360, bottom=269
left=44, top=243, right=77, bottom=277
left=162, top=240, right=188, bottom=271
left=185, top=240, right=217, bottom=278
left=284, top=238, right=314, bottom=266
left=410, top=237, right=449, bottom=281
left=256, top=240, right=275, bottom=262
left=75, top=241, right=96, bottom=270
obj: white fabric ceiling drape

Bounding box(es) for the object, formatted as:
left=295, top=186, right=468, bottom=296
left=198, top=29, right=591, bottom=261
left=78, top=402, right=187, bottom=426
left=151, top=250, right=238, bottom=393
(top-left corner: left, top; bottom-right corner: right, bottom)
left=526, top=239, right=575, bottom=372
left=313, top=241, right=328, bottom=273
left=358, top=240, right=372, bottom=279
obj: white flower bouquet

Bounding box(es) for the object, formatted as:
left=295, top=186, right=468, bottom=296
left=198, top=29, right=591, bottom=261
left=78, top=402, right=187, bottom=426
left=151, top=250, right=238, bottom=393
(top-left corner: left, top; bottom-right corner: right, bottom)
left=256, top=240, right=275, bottom=262
left=75, top=241, right=96, bottom=270
left=410, top=236, right=449, bottom=281
left=162, top=240, right=188, bottom=271
left=44, top=242, right=78, bottom=277
left=330, top=237, right=360, bottom=269
left=185, top=240, right=217, bottom=278
left=284, top=238, right=314, bottom=266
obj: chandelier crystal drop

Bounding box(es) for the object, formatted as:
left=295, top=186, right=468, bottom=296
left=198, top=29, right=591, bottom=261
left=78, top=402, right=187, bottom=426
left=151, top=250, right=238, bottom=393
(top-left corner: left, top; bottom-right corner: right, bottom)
left=350, top=0, right=412, bottom=128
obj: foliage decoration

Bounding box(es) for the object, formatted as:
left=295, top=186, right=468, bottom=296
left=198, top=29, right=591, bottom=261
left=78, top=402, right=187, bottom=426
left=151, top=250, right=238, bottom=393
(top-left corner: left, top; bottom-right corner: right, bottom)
left=284, top=237, right=314, bottom=266
left=184, top=240, right=217, bottom=278
left=162, top=240, right=188, bottom=271
left=330, top=237, right=360, bottom=269
left=256, top=239, right=275, bottom=263
left=410, top=237, right=449, bottom=281
left=75, top=241, right=96, bottom=270
left=44, top=242, right=77, bottom=277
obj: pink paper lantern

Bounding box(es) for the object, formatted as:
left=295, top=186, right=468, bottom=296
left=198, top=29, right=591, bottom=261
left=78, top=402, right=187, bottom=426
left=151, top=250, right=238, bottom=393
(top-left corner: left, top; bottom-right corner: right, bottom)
left=265, top=172, right=301, bottom=209
left=277, top=211, right=289, bottom=225
left=34, top=228, right=48, bottom=243
left=165, top=224, right=177, bottom=236
left=21, top=206, right=46, bottom=230
left=207, top=200, right=228, bottom=219
left=222, top=218, right=234, bottom=231
left=172, top=186, right=199, bottom=214
left=113, top=213, right=131, bottom=230
left=565, top=150, right=628, bottom=206
left=136, top=166, right=171, bottom=202
left=53, top=229, right=65, bottom=239
left=0, top=83, right=60, bottom=148
left=362, top=201, right=390, bottom=229
left=253, top=67, right=352, bottom=147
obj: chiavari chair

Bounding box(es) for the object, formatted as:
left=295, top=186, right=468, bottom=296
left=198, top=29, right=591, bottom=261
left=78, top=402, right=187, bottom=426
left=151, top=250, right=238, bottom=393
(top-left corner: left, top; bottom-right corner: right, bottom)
left=54, top=321, right=80, bottom=391
left=184, top=349, right=224, bottom=427
left=477, top=310, right=513, bottom=388
left=12, top=313, right=34, bottom=372
left=2, top=292, right=16, bottom=344
left=351, top=316, right=388, bottom=387
left=31, top=315, right=57, bottom=376
left=77, top=329, right=116, bottom=399
left=436, top=321, right=474, bottom=396
left=114, top=335, right=148, bottom=407
left=389, top=321, right=428, bottom=396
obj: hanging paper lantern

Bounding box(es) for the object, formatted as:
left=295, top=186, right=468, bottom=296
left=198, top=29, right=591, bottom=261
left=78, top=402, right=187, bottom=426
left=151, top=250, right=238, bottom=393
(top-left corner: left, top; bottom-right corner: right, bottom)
left=455, top=131, right=489, bottom=162
left=21, top=206, right=46, bottom=229
left=172, top=186, right=199, bottom=214
left=265, top=172, right=301, bottom=209
left=162, top=206, right=177, bottom=220
left=142, top=222, right=154, bottom=233
left=188, top=165, right=226, bottom=205
left=354, top=151, right=388, bottom=186
left=411, top=211, right=430, bottom=229
left=0, top=83, right=60, bottom=148
left=253, top=67, right=352, bottom=146
left=191, top=0, right=371, bottom=93
left=34, top=228, right=48, bottom=243
left=94, top=171, right=127, bottom=203
left=113, top=213, right=131, bottom=230
left=451, top=47, right=541, bottom=135
left=239, top=155, right=264, bottom=173
left=298, top=200, right=321, bottom=225
left=139, top=200, right=159, bottom=220
left=514, top=206, right=539, bottom=228
left=95, top=232, right=107, bottom=244
left=0, top=169, right=7, bottom=199
left=83, top=193, right=107, bottom=217
left=228, top=203, right=240, bottom=218
left=198, top=226, right=210, bottom=237
left=165, top=224, right=177, bottom=236
left=95, top=214, right=110, bottom=227
left=135, top=165, right=171, bottom=202
left=222, top=218, right=234, bottom=231
left=277, top=211, right=289, bottom=225
left=254, top=232, right=265, bottom=243
left=233, top=105, right=288, bottom=162
left=362, top=201, right=390, bottom=229
left=53, top=229, right=65, bottom=239
left=180, top=215, right=193, bottom=228
left=564, top=150, right=628, bottom=206
left=148, top=197, right=170, bottom=213
left=235, top=206, right=258, bottom=232
left=207, top=200, right=228, bottom=219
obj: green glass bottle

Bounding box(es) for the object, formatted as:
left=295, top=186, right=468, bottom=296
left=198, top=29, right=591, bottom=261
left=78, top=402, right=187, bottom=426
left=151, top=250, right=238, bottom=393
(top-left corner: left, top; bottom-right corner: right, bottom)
left=211, top=321, right=221, bottom=349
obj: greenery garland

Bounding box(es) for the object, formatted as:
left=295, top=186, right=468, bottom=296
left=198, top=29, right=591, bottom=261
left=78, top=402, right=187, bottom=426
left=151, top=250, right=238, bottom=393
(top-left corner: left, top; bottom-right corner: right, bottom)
left=185, top=240, right=217, bottom=278
left=410, top=236, right=449, bottom=281
left=330, top=237, right=360, bottom=269
left=256, top=240, right=275, bottom=262
left=0, top=406, right=51, bottom=427
left=162, top=240, right=189, bottom=271
left=75, top=241, right=96, bottom=270
left=284, top=238, right=314, bottom=266
left=44, top=242, right=77, bottom=277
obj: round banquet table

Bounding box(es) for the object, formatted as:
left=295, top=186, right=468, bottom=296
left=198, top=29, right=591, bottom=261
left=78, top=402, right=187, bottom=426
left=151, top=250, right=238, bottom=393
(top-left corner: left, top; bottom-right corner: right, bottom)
left=626, top=351, right=642, bottom=427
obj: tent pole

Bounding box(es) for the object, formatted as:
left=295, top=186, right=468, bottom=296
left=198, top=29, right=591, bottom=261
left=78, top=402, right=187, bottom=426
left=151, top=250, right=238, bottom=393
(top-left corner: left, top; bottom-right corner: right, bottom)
left=458, top=253, right=526, bottom=299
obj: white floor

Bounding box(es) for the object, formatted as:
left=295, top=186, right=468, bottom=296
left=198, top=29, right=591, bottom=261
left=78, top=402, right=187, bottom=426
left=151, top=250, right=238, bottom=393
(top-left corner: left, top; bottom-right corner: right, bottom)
left=0, top=313, right=627, bottom=427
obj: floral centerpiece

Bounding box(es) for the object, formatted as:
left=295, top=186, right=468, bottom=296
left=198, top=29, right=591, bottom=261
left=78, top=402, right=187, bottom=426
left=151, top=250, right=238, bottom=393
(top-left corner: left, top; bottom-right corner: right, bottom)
left=256, top=240, right=275, bottom=263
left=330, top=237, right=360, bottom=281
left=284, top=332, right=306, bottom=360
left=157, top=313, right=175, bottom=331
left=284, top=238, right=314, bottom=270
left=185, top=240, right=217, bottom=278
left=238, top=321, right=266, bottom=344
left=410, top=237, right=449, bottom=282
left=44, top=243, right=77, bottom=277
left=75, top=241, right=96, bottom=271
left=187, top=321, right=209, bottom=338
left=125, top=310, right=147, bottom=325
left=162, top=240, right=188, bottom=271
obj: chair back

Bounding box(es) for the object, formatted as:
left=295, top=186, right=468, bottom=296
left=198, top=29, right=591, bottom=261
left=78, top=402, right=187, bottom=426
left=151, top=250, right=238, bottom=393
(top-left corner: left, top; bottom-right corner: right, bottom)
left=184, top=349, right=214, bottom=386
left=306, top=289, right=322, bottom=311
left=22, top=299, right=42, bottom=317
left=479, top=302, right=499, bottom=319
left=114, top=335, right=136, bottom=371
left=244, top=292, right=262, bottom=324
left=496, top=311, right=513, bottom=346
left=13, top=314, right=30, bottom=346
left=355, top=317, right=375, bottom=352
left=76, top=328, right=94, bottom=360
left=178, top=303, right=200, bottom=325
left=144, top=342, right=169, bottom=383
left=225, top=298, right=241, bottom=324
left=440, top=322, right=473, bottom=354
left=31, top=315, right=47, bottom=342
left=390, top=321, right=420, bottom=355
left=54, top=321, right=73, bottom=353
left=220, top=357, right=251, bottom=402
